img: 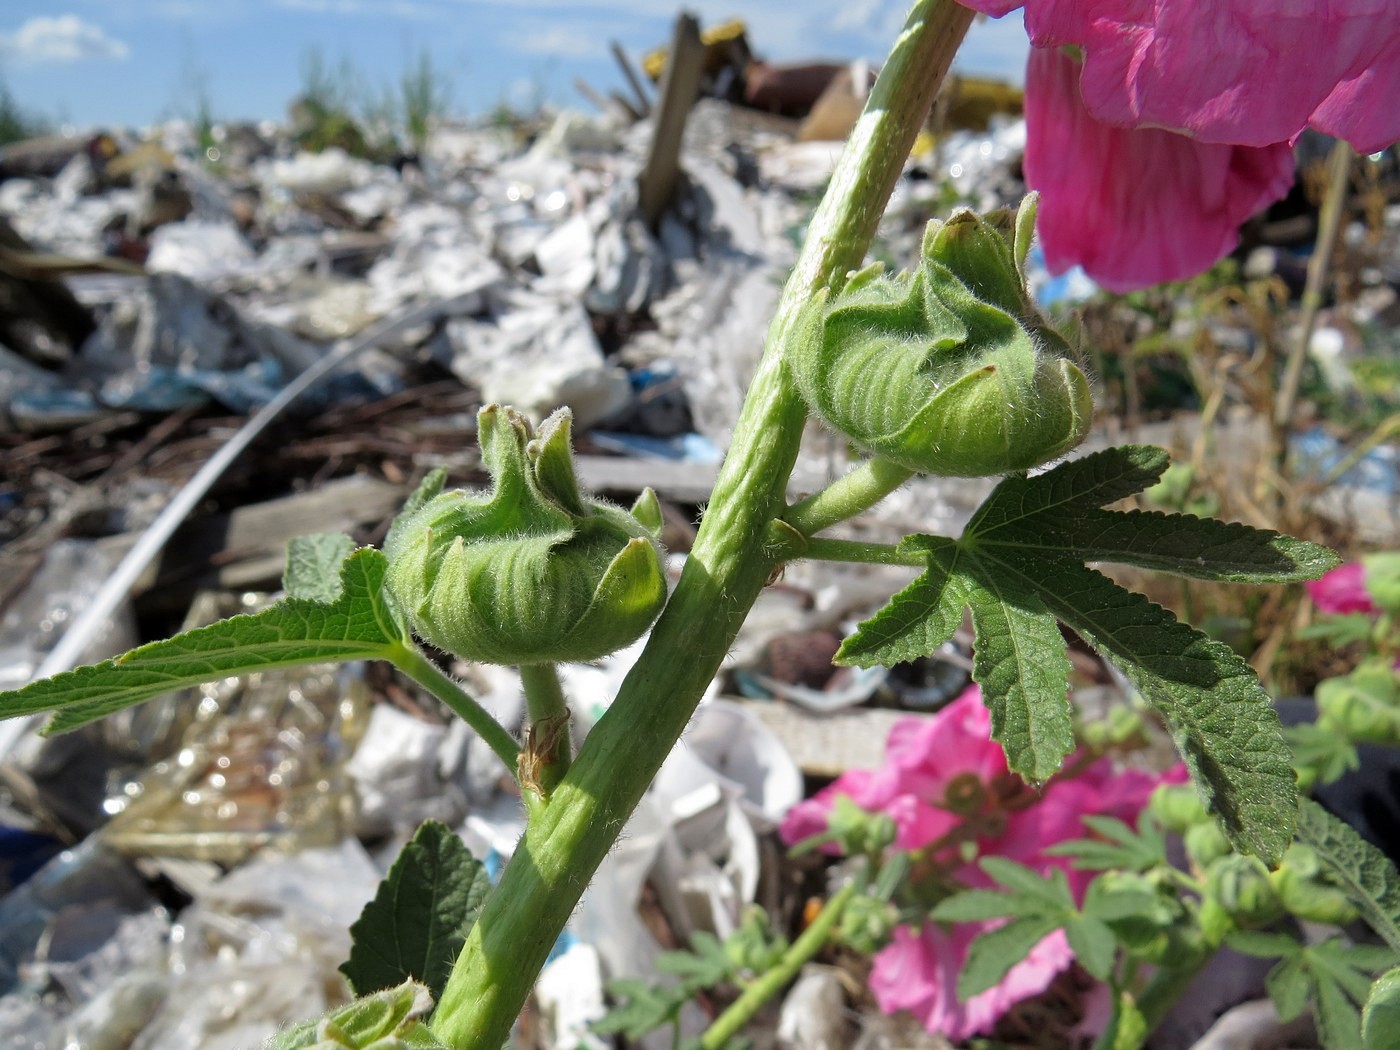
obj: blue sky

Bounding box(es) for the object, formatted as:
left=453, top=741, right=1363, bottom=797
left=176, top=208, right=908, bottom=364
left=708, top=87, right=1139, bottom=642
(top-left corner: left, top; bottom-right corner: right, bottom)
left=0, top=3, right=1028, bottom=132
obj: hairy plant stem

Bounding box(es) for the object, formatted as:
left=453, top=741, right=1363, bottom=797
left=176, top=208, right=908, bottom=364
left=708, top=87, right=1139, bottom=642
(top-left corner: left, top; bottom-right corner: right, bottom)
left=429, top=3, right=975, bottom=1045
left=699, top=881, right=858, bottom=1049
left=518, top=662, right=572, bottom=794
left=785, top=456, right=916, bottom=536
left=803, top=536, right=927, bottom=567
left=392, top=645, right=520, bottom=774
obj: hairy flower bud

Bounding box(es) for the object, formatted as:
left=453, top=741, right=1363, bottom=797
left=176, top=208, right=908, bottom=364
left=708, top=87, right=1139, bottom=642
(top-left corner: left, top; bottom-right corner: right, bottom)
left=385, top=405, right=667, bottom=665
left=1204, top=854, right=1283, bottom=927
left=1270, top=843, right=1360, bottom=925
left=790, top=195, right=1093, bottom=477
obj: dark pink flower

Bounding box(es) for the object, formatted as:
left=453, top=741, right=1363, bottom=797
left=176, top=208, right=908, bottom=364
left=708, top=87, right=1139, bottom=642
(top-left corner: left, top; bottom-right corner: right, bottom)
left=780, top=685, right=1183, bottom=1038
left=870, top=920, right=1075, bottom=1040
left=1025, top=47, right=1295, bottom=292
left=1307, top=561, right=1377, bottom=614
left=958, top=1, right=1400, bottom=289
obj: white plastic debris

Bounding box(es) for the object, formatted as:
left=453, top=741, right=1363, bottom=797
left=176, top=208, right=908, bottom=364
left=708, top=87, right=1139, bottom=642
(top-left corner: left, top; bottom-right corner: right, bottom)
left=534, top=942, right=610, bottom=1050
left=145, top=219, right=256, bottom=282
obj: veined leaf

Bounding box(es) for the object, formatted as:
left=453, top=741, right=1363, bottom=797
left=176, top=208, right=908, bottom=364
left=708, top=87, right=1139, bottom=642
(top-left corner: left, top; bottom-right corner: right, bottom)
left=342, top=821, right=489, bottom=1001
left=284, top=532, right=356, bottom=602
left=837, top=446, right=1334, bottom=863
left=0, top=549, right=408, bottom=735
left=1296, top=799, right=1400, bottom=954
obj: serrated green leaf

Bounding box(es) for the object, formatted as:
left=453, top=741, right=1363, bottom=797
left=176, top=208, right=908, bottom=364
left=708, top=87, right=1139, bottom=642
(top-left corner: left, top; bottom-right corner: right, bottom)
left=837, top=538, right=973, bottom=666
left=1313, top=958, right=1365, bottom=1050
left=1266, top=955, right=1311, bottom=1022
left=594, top=979, right=688, bottom=1038
left=1227, top=930, right=1299, bottom=959
left=268, top=981, right=440, bottom=1049
left=1002, top=557, right=1296, bottom=862
left=930, top=888, right=1045, bottom=923
left=658, top=930, right=734, bottom=991
left=1046, top=815, right=1166, bottom=873
left=1082, top=874, right=1163, bottom=922
left=2, top=549, right=409, bottom=735
left=1363, top=966, right=1400, bottom=1049
left=965, top=577, right=1074, bottom=783
left=980, top=857, right=1074, bottom=907
left=835, top=446, right=1324, bottom=861
left=964, top=446, right=1335, bottom=584
left=342, top=821, right=489, bottom=1002
left=958, top=915, right=1063, bottom=999
left=1064, top=915, right=1116, bottom=980
left=285, top=533, right=357, bottom=601
left=1296, top=799, right=1400, bottom=954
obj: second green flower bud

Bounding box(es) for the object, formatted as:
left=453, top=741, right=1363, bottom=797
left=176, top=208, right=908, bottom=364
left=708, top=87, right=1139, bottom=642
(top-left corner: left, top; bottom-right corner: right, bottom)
left=789, top=195, right=1093, bottom=478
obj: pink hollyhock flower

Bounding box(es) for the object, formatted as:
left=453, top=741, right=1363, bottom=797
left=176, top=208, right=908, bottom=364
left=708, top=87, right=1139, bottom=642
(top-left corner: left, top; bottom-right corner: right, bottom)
left=1307, top=561, right=1377, bottom=614
left=780, top=685, right=1184, bottom=1039
left=870, top=920, right=1075, bottom=1039
left=959, top=1, right=1400, bottom=289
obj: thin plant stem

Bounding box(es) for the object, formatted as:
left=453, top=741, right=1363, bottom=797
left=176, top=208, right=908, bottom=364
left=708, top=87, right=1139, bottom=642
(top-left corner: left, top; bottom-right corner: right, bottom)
left=785, top=456, right=916, bottom=536
left=391, top=645, right=519, bottom=774
left=803, top=536, right=927, bottom=567
left=699, top=881, right=858, bottom=1049
left=1274, top=141, right=1351, bottom=437
left=518, top=661, right=572, bottom=793
left=429, top=4, right=975, bottom=1045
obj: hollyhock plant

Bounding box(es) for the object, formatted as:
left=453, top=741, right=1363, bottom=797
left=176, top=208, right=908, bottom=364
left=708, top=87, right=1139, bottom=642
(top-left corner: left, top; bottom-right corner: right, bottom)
left=780, top=686, right=1183, bottom=1039
left=959, top=1, right=1400, bottom=290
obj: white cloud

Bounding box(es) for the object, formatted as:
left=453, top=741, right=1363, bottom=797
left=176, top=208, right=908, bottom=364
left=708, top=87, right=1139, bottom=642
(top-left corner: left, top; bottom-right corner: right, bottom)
left=0, top=14, right=129, bottom=65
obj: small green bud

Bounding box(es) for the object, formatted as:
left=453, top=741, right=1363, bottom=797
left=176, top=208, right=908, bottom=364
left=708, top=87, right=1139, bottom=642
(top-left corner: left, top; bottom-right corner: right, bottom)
left=1184, top=820, right=1232, bottom=871
left=385, top=405, right=667, bottom=665
left=1204, top=854, right=1283, bottom=927
left=790, top=195, right=1093, bottom=478
left=1147, top=783, right=1208, bottom=834
left=1316, top=660, right=1400, bottom=746
left=1270, top=843, right=1360, bottom=925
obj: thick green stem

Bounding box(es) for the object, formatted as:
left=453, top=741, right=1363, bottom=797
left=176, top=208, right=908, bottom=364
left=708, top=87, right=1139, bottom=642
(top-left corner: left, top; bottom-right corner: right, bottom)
left=429, top=4, right=974, bottom=1046
left=391, top=645, right=520, bottom=774
left=785, top=456, right=916, bottom=536
left=518, top=662, right=572, bottom=794
left=700, top=881, right=858, bottom=1049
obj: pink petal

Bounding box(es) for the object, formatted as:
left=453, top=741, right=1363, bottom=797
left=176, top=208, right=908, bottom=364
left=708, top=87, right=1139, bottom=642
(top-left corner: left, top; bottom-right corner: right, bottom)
left=872, top=922, right=1074, bottom=1040
left=1307, top=562, right=1377, bottom=614
left=1025, top=47, right=1295, bottom=292
left=970, top=1, right=1400, bottom=152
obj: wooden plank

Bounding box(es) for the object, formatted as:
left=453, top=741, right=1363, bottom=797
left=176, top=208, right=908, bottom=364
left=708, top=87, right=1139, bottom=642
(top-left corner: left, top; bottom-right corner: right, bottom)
left=97, top=474, right=406, bottom=601
left=638, top=13, right=703, bottom=230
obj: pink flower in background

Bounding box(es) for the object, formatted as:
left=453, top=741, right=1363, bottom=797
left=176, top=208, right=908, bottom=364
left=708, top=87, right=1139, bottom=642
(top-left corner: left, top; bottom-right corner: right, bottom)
left=959, top=1, right=1400, bottom=290
left=1307, top=562, right=1376, bottom=614
left=870, top=920, right=1075, bottom=1038
left=780, top=685, right=1183, bottom=1039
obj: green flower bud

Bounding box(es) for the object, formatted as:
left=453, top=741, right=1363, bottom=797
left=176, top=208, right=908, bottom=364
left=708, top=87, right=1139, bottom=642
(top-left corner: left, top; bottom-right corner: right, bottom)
left=1204, top=854, right=1283, bottom=927
left=790, top=196, right=1093, bottom=478
left=1270, top=843, right=1360, bottom=925
left=1316, top=660, right=1400, bottom=746
left=384, top=405, right=667, bottom=665
left=1184, top=820, right=1232, bottom=871
left=1147, top=783, right=1208, bottom=834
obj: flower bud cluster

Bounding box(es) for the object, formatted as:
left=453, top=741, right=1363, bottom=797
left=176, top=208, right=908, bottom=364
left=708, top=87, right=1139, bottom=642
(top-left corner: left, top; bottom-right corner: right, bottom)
left=385, top=406, right=667, bottom=666
left=790, top=196, right=1092, bottom=477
